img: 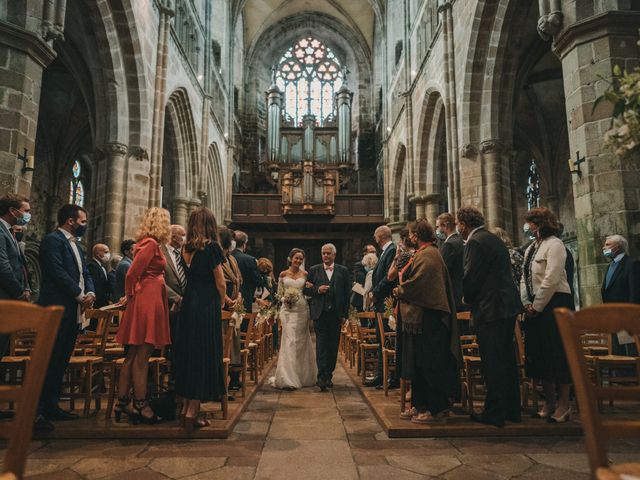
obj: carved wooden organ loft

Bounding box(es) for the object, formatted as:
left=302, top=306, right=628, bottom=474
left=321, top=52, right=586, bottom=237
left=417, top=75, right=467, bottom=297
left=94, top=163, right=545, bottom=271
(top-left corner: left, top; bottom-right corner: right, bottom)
left=263, top=79, right=354, bottom=216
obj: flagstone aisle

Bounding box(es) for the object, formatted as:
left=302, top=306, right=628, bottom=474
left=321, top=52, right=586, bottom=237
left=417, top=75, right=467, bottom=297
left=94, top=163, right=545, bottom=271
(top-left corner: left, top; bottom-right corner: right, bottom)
left=8, top=361, right=640, bottom=479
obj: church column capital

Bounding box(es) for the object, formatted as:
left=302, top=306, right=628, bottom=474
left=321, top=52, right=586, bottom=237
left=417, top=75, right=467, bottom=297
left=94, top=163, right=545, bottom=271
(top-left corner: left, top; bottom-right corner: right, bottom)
left=0, top=19, right=56, bottom=68
left=102, top=142, right=129, bottom=156
left=461, top=143, right=478, bottom=159
left=480, top=139, right=504, bottom=155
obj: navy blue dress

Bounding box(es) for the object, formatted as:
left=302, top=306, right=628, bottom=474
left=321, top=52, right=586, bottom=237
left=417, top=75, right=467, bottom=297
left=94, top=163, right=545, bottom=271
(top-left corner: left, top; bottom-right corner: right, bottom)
left=174, top=242, right=225, bottom=401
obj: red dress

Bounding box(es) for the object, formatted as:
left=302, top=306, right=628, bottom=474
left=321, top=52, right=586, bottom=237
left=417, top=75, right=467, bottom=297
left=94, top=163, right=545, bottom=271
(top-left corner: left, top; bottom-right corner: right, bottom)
left=116, top=237, right=171, bottom=347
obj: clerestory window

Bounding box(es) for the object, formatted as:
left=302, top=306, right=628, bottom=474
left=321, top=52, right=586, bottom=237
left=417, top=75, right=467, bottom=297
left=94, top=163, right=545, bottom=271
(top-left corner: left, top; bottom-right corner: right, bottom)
left=275, top=36, right=343, bottom=126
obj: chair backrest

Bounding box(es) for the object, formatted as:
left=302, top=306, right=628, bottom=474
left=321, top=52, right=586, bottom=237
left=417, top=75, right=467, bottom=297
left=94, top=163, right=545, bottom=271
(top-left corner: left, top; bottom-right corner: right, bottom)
left=8, top=330, right=37, bottom=356
left=554, top=304, right=640, bottom=473
left=457, top=311, right=471, bottom=322
left=580, top=333, right=612, bottom=355
left=0, top=301, right=63, bottom=478
left=76, top=309, right=115, bottom=356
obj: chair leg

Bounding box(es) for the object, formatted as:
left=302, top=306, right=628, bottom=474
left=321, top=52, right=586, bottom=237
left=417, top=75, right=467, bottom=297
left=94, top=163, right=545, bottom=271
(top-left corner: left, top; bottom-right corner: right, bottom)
left=83, top=363, right=92, bottom=417
left=106, top=363, right=117, bottom=420
left=383, top=351, right=389, bottom=396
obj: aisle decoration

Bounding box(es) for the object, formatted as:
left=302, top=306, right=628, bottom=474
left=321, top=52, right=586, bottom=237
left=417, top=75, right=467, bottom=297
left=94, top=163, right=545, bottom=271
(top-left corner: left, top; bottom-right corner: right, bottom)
left=384, top=296, right=397, bottom=331
left=231, top=297, right=246, bottom=330
left=348, top=306, right=360, bottom=326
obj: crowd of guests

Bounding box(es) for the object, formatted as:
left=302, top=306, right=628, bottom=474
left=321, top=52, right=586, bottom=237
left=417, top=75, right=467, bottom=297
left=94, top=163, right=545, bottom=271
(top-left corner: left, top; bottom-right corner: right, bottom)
left=349, top=206, right=640, bottom=427
left=0, top=194, right=273, bottom=432
left=1, top=191, right=639, bottom=431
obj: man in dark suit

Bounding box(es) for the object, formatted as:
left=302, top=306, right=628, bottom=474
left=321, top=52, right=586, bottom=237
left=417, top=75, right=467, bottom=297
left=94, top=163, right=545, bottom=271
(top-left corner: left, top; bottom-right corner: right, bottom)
left=86, top=243, right=112, bottom=308
left=351, top=244, right=377, bottom=312
left=436, top=212, right=464, bottom=313
left=0, top=194, right=31, bottom=419
left=366, top=225, right=397, bottom=388
left=37, top=204, right=95, bottom=430
left=114, top=239, right=136, bottom=301
left=601, top=234, right=640, bottom=355
left=304, top=243, right=351, bottom=391
left=232, top=230, right=260, bottom=312
left=458, top=207, right=522, bottom=427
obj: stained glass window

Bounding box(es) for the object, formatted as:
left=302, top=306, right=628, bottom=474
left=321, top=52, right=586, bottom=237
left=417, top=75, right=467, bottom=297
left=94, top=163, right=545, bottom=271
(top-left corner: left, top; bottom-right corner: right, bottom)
left=275, top=36, right=343, bottom=126
left=69, top=160, right=85, bottom=207
left=526, top=158, right=540, bottom=210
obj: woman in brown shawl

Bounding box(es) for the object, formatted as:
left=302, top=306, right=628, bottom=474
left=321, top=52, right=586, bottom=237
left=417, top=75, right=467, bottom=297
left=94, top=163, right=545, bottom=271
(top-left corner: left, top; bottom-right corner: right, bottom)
left=219, top=227, right=242, bottom=391
left=397, top=219, right=461, bottom=424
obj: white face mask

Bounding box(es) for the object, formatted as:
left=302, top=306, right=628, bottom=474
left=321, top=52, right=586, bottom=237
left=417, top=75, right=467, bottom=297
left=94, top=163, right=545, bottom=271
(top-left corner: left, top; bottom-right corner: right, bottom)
left=101, top=252, right=111, bottom=264
left=230, top=240, right=237, bottom=251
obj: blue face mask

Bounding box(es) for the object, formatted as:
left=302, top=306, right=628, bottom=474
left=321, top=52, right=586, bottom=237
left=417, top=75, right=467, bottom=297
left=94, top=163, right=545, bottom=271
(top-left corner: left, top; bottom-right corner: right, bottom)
left=603, top=248, right=615, bottom=259
left=12, top=209, right=31, bottom=226
left=436, top=230, right=446, bottom=241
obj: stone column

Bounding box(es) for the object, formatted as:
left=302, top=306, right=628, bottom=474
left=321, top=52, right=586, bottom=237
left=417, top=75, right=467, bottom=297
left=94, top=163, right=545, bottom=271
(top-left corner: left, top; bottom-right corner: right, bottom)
left=554, top=10, right=640, bottom=306
left=424, top=194, right=442, bottom=226
left=148, top=2, right=174, bottom=207
left=480, top=139, right=505, bottom=228
left=0, top=19, right=56, bottom=195
left=103, top=142, right=128, bottom=250
left=172, top=197, right=189, bottom=227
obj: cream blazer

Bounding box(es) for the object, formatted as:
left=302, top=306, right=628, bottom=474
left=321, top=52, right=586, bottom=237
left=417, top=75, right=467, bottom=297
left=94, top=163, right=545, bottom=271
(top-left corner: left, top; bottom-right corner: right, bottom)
left=520, top=236, right=571, bottom=312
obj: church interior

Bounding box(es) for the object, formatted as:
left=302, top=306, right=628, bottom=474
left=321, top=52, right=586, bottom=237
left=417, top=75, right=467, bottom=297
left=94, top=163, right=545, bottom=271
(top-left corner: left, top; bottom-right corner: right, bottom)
left=1, top=0, right=640, bottom=478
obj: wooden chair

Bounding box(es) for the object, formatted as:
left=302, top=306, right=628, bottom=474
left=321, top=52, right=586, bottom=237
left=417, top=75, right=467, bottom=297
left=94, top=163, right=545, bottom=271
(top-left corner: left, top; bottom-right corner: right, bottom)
left=65, top=309, right=114, bottom=416
left=0, top=301, right=63, bottom=479
left=356, top=320, right=379, bottom=383
left=457, top=312, right=485, bottom=413
left=222, top=311, right=249, bottom=399
left=554, top=304, right=640, bottom=479
left=376, top=313, right=397, bottom=396
left=240, top=313, right=261, bottom=381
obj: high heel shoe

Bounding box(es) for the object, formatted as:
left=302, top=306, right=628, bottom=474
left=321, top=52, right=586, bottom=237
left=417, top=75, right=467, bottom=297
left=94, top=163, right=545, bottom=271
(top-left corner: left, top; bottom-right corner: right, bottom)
left=548, top=407, right=572, bottom=423
left=114, top=396, right=131, bottom=423
left=132, top=399, right=160, bottom=424
left=183, top=413, right=210, bottom=434
left=531, top=404, right=556, bottom=419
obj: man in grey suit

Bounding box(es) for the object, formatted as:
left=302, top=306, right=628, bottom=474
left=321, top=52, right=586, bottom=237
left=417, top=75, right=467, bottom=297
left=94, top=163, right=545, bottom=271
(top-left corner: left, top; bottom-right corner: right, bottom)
left=114, top=239, right=136, bottom=301
left=160, top=225, right=186, bottom=370
left=0, top=194, right=32, bottom=355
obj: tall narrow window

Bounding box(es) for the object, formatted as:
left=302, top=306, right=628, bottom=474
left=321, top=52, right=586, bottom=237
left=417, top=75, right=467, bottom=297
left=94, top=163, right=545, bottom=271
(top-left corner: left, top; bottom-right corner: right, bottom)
left=526, top=158, right=540, bottom=210
left=69, top=160, right=85, bottom=207
left=275, top=36, right=343, bottom=126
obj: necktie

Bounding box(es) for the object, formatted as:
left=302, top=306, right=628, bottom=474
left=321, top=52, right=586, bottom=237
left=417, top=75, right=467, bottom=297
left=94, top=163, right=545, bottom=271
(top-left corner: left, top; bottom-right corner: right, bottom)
left=174, top=249, right=186, bottom=289
left=605, top=261, right=618, bottom=288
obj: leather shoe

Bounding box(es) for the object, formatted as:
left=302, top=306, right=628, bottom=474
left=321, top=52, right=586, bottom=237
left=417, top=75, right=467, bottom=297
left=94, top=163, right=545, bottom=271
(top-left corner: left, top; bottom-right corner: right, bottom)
left=34, top=415, right=55, bottom=432
left=364, top=377, right=382, bottom=387
left=43, top=407, right=79, bottom=421
left=470, top=413, right=504, bottom=428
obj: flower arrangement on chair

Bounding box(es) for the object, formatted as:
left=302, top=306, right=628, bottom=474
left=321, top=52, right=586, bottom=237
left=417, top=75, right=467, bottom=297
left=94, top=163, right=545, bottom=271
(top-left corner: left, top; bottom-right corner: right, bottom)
left=384, top=296, right=397, bottom=331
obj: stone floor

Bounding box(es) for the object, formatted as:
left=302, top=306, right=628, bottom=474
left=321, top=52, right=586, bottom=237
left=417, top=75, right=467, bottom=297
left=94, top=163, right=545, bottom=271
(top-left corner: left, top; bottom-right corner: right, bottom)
left=7, top=362, right=640, bottom=479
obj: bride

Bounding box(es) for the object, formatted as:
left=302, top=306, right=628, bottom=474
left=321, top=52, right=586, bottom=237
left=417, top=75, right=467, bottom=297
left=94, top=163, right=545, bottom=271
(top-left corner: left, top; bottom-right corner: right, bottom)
left=273, top=248, right=317, bottom=389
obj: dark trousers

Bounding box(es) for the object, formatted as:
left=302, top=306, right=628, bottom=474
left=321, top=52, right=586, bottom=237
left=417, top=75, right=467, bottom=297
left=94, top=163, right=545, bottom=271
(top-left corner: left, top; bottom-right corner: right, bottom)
left=476, top=316, right=521, bottom=420
left=314, top=311, right=341, bottom=382
left=39, top=317, right=80, bottom=414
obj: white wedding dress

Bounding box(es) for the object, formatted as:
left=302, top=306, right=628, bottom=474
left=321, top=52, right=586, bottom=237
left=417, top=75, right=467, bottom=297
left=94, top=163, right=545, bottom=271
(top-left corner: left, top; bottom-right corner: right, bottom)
left=273, top=276, right=317, bottom=389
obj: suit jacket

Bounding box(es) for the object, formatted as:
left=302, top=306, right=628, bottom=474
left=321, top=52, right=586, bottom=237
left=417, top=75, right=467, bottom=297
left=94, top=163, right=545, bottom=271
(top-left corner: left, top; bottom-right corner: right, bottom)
left=87, top=259, right=111, bottom=308
left=37, top=230, right=95, bottom=324
left=463, top=228, right=521, bottom=325
left=304, top=263, right=351, bottom=321
left=0, top=221, right=27, bottom=299
left=160, top=244, right=185, bottom=306
left=370, top=243, right=397, bottom=312
left=351, top=261, right=367, bottom=310
left=601, top=254, right=640, bottom=304
left=231, top=249, right=260, bottom=311
left=440, top=233, right=464, bottom=311
left=114, top=256, right=132, bottom=300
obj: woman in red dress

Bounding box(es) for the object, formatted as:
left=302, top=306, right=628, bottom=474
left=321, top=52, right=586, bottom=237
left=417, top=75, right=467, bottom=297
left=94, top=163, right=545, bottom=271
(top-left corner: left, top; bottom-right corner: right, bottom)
left=115, top=207, right=171, bottom=423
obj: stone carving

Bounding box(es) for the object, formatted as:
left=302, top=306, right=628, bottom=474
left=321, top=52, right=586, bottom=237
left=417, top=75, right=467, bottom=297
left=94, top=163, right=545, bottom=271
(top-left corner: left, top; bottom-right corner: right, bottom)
left=460, top=143, right=478, bottom=158
left=103, top=143, right=128, bottom=156
left=480, top=139, right=502, bottom=155
left=129, top=147, right=149, bottom=162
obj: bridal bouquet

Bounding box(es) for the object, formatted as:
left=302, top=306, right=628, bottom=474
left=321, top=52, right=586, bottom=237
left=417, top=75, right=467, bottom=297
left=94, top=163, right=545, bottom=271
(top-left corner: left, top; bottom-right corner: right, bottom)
left=277, top=287, right=301, bottom=309
left=384, top=296, right=397, bottom=331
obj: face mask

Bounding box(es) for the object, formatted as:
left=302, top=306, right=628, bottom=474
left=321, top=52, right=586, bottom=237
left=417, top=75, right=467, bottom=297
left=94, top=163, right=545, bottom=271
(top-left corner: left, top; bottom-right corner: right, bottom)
left=74, top=224, right=87, bottom=238
left=181, top=236, right=187, bottom=244
left=603, top=248, right=615, bottom=259
left=436, top=230, right=446, bottom=241
left=12, top=209, right=31, bottom=226
left=230, top=240, right=236, bottom=251
left=14, top=232, right=24, bottom=242
left=101, top=252, right=111, bottom=264
left=523, top=223, right=530, bottom=233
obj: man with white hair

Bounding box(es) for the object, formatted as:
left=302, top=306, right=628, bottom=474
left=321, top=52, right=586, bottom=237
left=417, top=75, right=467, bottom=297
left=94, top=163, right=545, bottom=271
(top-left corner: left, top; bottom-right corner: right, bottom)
left=601, top=234, right=640, bottom=355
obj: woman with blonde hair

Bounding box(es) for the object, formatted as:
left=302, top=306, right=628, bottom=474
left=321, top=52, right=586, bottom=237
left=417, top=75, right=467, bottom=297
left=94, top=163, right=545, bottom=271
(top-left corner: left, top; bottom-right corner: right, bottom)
left=115, top=207, right=172, bottom=424
left=174, top=207, right=226, bottom=431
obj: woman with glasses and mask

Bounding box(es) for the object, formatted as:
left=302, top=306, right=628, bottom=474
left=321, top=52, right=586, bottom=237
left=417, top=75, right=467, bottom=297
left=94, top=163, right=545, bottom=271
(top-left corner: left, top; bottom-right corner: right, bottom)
left=521, top=207, right=574, bottom=423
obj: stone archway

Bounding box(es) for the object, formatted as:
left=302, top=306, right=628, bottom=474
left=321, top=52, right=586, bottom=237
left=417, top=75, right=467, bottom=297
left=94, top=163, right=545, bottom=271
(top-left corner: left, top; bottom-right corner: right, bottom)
left=162, top=88, right=200, bottom=226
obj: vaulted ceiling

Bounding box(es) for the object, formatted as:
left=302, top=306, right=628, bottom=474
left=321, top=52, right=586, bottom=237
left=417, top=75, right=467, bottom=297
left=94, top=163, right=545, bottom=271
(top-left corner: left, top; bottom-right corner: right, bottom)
left=239, top=0, right=379, bottom=51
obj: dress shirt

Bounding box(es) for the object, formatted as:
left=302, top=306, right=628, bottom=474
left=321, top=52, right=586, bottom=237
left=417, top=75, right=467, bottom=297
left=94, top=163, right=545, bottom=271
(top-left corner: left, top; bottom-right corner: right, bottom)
left=380, top=240, right=393, bottom=256
left=57, top=228, right=94, bottom=301
left=92, top=257, right=108, bottom=280
left=605, top=252, right=626, bottom=288
left=324, top=263, right=334, bottom=281
left=166, top=244, right=180, bottom=273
